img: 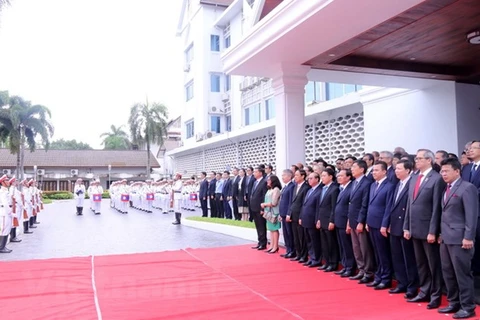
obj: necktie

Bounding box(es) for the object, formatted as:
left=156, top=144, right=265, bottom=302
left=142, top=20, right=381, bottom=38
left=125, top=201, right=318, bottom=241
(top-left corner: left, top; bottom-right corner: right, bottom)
left=470, top=164, right=478, bottom=182
left=320, top=186, right=328, bottom=202
left=305, top=188, right=313, bottom=201
left=253, top=180, right=258, bottom=193
left=444, top=184, right=452, bottom=203
left=339, top=186, right=344, bottom=192
left=374, top=181, right=380, bottom=195
left=295, top=184, right=300, bottom=196
left=395, top=182, right=404, bottom=203
left=413, top=174, right=424, bottom=199
left=353, top=180, right=359, bottom=191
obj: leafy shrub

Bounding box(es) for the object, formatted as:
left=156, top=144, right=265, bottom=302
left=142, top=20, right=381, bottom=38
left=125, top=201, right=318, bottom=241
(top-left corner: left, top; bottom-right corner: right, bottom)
left=47, top=193, right=73, bottom=200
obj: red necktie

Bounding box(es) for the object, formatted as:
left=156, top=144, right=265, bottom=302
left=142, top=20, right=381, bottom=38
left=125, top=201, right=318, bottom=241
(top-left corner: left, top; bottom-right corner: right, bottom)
left=413, top=174, right=424, bottom=199
left=444, top=184, right=452, bottom=203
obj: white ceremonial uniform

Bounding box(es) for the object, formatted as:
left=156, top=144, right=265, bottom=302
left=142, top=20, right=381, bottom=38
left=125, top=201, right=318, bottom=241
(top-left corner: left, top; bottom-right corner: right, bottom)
left=74, top=184, right=86, bottom=208
left=91, top=185, right=103, bottom=214
left=23, top=186, right=33, bottom=218
left=0, top=186, right=13, bottom=236
left=172, top=180, right=183, bottom=213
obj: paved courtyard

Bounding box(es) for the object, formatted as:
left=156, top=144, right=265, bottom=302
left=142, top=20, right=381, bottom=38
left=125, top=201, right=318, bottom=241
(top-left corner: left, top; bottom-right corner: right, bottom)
left=0, top=200, right=251, bottom=262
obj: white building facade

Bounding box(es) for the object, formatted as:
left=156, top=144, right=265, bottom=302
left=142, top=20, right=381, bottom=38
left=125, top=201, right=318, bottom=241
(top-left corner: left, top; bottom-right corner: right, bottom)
left=170, top=0, right=480, bottom=176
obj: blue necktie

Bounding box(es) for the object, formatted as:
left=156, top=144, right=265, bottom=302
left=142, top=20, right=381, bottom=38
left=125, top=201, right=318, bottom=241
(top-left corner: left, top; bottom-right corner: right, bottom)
left=320, top=186, right=328, bottom=202
left=253, top=180, right=258, bottom=193
left=470, top=164, right=478, bottom=182
left=305, top=188, right=313, bottom=201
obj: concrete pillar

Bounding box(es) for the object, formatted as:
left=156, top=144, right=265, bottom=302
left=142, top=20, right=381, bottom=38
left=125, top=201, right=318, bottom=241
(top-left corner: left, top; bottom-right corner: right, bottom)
left=272, top=64, right=309, bottom=172
left=56, top=179, right=60, bottom=191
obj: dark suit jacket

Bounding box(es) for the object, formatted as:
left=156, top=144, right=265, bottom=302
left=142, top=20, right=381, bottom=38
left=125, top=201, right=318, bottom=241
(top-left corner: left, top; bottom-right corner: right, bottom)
left=403, top=169, right=446, bottom=239
left=231, top=176, right=241, bottom=198
left=299, top=185, right=322, bottom=228
left=288, top=182, right=310, bottom=222
left=199, top=179, right=209, bottom=199
left=333, top=182, right=353, bottom=229
left=316, top=183, right=339, bottom=229
left=279, top=181, right=295, bottom=217
left=365, top=168, right=374, bottom=182
left=385, top=178, right=411, bottom=237
left=222, top=178, right=232, bottom=198
left=249, top=178, right=267, bottom=212
left=387, top=166, right=399, bottom=185
left=461, top=162, right=480, bottom=217
left=347, top=176, right=372, bottom=229
left=246, top=175, right=255, bottom=199
left=208, top=179, right=216, bottom=197
left=364, top=179, right=394, bottom=229
left=441, top=179, right=478, bottom=244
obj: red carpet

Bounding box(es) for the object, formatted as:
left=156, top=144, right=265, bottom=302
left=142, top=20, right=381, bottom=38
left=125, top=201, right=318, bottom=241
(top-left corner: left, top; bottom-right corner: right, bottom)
left=0, top=245, right=454, bottom=319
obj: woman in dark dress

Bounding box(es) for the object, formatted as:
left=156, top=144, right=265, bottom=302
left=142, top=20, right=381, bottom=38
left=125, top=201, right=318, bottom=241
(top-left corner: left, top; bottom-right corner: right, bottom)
left=236, top=168, right=248, bottom=221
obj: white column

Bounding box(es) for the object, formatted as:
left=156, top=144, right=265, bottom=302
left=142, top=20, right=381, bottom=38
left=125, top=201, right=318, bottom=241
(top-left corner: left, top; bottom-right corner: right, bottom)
left=272, top=64, right=309, bottom=172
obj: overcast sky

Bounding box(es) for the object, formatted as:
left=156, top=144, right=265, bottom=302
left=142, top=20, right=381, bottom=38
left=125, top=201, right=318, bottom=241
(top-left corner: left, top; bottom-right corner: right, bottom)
left=0, top=0, right=184, bottom=149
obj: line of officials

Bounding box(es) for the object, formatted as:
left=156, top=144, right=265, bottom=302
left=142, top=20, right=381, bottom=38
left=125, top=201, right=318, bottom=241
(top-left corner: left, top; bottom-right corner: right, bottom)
left=246, top=148, right=478, bottom=320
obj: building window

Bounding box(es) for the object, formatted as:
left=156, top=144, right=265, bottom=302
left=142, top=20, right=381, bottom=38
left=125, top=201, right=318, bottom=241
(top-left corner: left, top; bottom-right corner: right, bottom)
left=185, top=120, right=194, bottom=139
left=210, top=35, right=220, bottom=52
left=225, top=74, right=231, bottom=92
left=185, top=82, right=194, bottom=101
left=185, top=44, right=194, bottom=64
left=210, top=74, right=220, bottom=92
left=305, top=81, right=322, bottom=103
left=224, top=23, right=231, bottom=49
left=325, top=83, right=363, bottom=100
left=265, top=98, right=275, bottom=120
left=224, top=100, right=231, bottom=114
left=226, top=115, right=231, bottom=132
left=210, top=116, right=221, bottom=133
left=244, top=103, right=261, bottom=126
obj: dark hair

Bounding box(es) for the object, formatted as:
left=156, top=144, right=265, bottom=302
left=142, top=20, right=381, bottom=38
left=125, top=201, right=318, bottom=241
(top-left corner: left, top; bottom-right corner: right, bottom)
left=266, top=164, right=273, bottom=170
left=267, top=174, right=282, bottom=190
left=316, top=159, right=328, bottom=167
left=247, top=166, right=253, bottom=171
left=322, top=168, right=336, bottom=182
left=448, top=153, right=458, bottom=159
left=306, top=166, right=313, bottom=173
left=201, top=171, right=207, bottom=177
left=441, top=158, right=462, bottom=171
left=374, top=160, right=388, bottom=171
left=396, top=159, right=413, bottom=172
left=346, top=156, right=357, bottom=162
left=336, top=158, right=344, bottom=162
left=326, top=164, right=336, bottom=172
left=341, top=169, right=353, bottom=180
left=255, top=167, right=265, bottom=175
left=259, top=164, right=266, bottom=169
left=224, top=170, right=230, bottom=175
left=291, top=164, right=299, bottom=172
left=210, top=171, right=216, bottom=175
left=462, top=151, right=466, bottom=155
left=297, top=169, right=307, bottom=180
left=393, top=152, right=403, bottom=160
left=354, top=159, right=368, bottom=174
left=239, top=168, right=246, bottom=175
left=363, top=153, right=374, bottom=163
left=436, top=150, right=448, bottom=159
left=311, top=172, right=320, bottom=180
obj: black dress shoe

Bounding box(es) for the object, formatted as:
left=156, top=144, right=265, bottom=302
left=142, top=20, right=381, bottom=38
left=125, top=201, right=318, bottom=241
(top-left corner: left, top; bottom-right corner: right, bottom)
left=257, top=246, right=267, bottom=250
left=349, top=273, right=364, bottom=281
left=324, top=266, right=335, bottom=272
left=10, top=238, right=22, bottom=243
left=426, top=302, right=440, bottom=310
left=298, top=258, right=307, bottom=263
left=290, top=257, right=301, bottom=261
left=407, top=295, right=429, bottom=303
left=374, top=283, right=391, bottom=290
left=251, top=245, right=260, bottom=249
left=452, top=310, right=476, bottom=319
left=334, top=268, right=346, bottom=275
left=317, top=264, right=328, bottom=270
left=286, top=253, right=296, bottom=259
left=404, top=292, right=416, bottom=299
left=309, top=262, right=321, bottom=268
left=389, top=287, right=407, bottom=294
left=358, top=276, right=372, bottom=284
left=24, top=230, right=33, bottom=234
left=303, top=261, right=312, bottom=266
left=341, top=271, right=353, bottom=278
left=438, top=305, right=460, bottom=314
left=366, top=281, right=380, bottom=287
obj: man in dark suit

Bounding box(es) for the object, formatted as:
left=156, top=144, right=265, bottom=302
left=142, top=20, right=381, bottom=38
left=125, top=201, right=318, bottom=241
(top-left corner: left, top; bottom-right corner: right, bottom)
left=222, top=171, right=233, bottom=219
left=299, top=172, right=323, bottom=268
left=384, top=160, right=418, bottom=297
left=316, top=168, right=340, bottom=272
left=461, top=140, right=480, bottom=305
left=208, top=172, right=217, bottom=218
left=380, top=151, right=399, bottom=185
left=363, top=161, right=394, bottom=290
left=363, top=153, right=375, bottom=182
left=279, top=169, right=295, bottom=258
left=286, top=169, right=310, bottom=262
left=332, top=169, right=356, bottom=277
left=199, top=171, right=209, bottom=217
left=249, top=167, right=268, bottom=250
left=438, top=158, right=477, bottom=319
left=404, top=149, right=445, bottom=309
left=245, top=166, right=255, bottom=222
left=230, top=168, right=241, bottom=221
left=348, top=160, right=375, bottom=284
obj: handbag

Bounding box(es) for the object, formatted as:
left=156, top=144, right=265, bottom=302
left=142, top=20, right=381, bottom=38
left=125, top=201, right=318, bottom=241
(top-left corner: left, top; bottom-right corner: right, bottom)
left=263, top=206, right=278, bottom=224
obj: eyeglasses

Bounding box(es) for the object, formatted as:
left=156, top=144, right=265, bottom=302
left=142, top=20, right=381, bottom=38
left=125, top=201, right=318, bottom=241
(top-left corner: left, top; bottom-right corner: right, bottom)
left=415, top=157, right=426, bottom=161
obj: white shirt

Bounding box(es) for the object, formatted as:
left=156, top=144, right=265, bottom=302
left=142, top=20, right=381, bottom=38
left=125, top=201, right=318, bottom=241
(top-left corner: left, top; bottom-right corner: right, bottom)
left=418, top=167, right=433, bottom=185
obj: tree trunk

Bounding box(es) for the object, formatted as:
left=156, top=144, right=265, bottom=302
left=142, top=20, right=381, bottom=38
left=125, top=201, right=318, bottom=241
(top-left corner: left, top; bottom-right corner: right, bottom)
left=16, top=149, right=20, bottom=179
left=146, top=136, right=151, bottom=179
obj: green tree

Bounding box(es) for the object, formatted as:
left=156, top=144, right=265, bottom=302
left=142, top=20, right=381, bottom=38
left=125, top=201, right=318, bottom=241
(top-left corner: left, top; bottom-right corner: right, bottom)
left=50, top=138, right=92, bottom=150
left=100, top=124, right=130, bottom=150
left=128, top=100, right=168, bottom=178
left=0, top=91, right=54, bottom=179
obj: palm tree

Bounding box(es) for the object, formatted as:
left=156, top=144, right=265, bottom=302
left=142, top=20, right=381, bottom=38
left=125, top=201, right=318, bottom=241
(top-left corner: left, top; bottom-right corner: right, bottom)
left=128, top=100, right=168, bottom=178
left=100, top=124, right=130, bottom=150
left=0, top=92, right=54, bottom=179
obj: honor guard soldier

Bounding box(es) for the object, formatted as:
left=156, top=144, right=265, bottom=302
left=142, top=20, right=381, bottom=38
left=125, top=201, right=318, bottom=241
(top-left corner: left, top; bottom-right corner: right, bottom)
left=0, top=175, right=13, bottom=253
left=87, top=181, right=94, bottom=212
left=91, top=180, right=103, bottom=214
left=26, top=179, right=37, bottom=229
left=74, top=178, right=86, bottom=215
left=8, top=177, right=22, bottom=242
left=142, top=180, right=154, bottom=213
left=171, top=173, right=183, bottom=225
left=20, top=179, right=32, bottom=234
left=29, top=179, right=40, bottom=225
left=119, top=180, right=129, bottom=214
left=22, top=179, right=35, bottom=232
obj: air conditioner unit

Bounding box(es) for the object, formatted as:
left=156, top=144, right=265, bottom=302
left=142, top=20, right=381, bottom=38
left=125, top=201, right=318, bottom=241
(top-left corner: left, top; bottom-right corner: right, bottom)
left=221, top=93, right=229, bottom=102
left=2, top=169, right=11, bottom=175
left=209, top=106, right=224, bottom=114
left=183, top=63, right=190, bottom=72
left=195, top=133, right=204, bottom=142
left=204, top=131, right=216, bottom=139
left=246, top=77, right=255, bottom=89
left=37, top=169, right=45, bottom=176
left=71, top=169, right=79, bottom=176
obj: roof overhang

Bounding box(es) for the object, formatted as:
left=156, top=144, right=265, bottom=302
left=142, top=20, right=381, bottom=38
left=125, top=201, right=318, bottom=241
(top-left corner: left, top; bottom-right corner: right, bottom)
left=214, top=0, right=242, bottom=28
left=222, top=0, right=426, bottom=77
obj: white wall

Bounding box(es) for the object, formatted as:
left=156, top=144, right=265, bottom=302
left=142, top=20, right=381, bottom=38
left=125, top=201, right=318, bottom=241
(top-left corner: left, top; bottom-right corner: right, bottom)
left=455, top=83, right=480, bottom=154
left=363, top=82, right=458, bottom=154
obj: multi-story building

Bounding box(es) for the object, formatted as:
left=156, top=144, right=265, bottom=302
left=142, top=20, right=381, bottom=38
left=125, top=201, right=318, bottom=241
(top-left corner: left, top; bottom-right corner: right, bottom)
left=171, top=0, right=480, bottom=176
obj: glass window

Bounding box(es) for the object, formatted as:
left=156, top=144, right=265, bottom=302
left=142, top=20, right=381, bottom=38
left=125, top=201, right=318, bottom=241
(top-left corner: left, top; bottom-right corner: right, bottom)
left=326, top=83, right=363, bottom=100
left=210, top=74, right=220, bottom=92
left=210, top=116, right=221, bottom=133
left=244, top=103, right=261, bottom=126
left=226, top=115, right=231, bottom=132
left=265, top=98, right=275, bottom=120
left=185, top=121, right=194, bottom=139
left=224, top=24, right=231, bottom=49
left=225, top=74, right=231, bottom=92
left=210, top=35, right=220, bottom=52
left=185, top=82, right=194, bottom=101
left=225, top=36, right=231, bottom=49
